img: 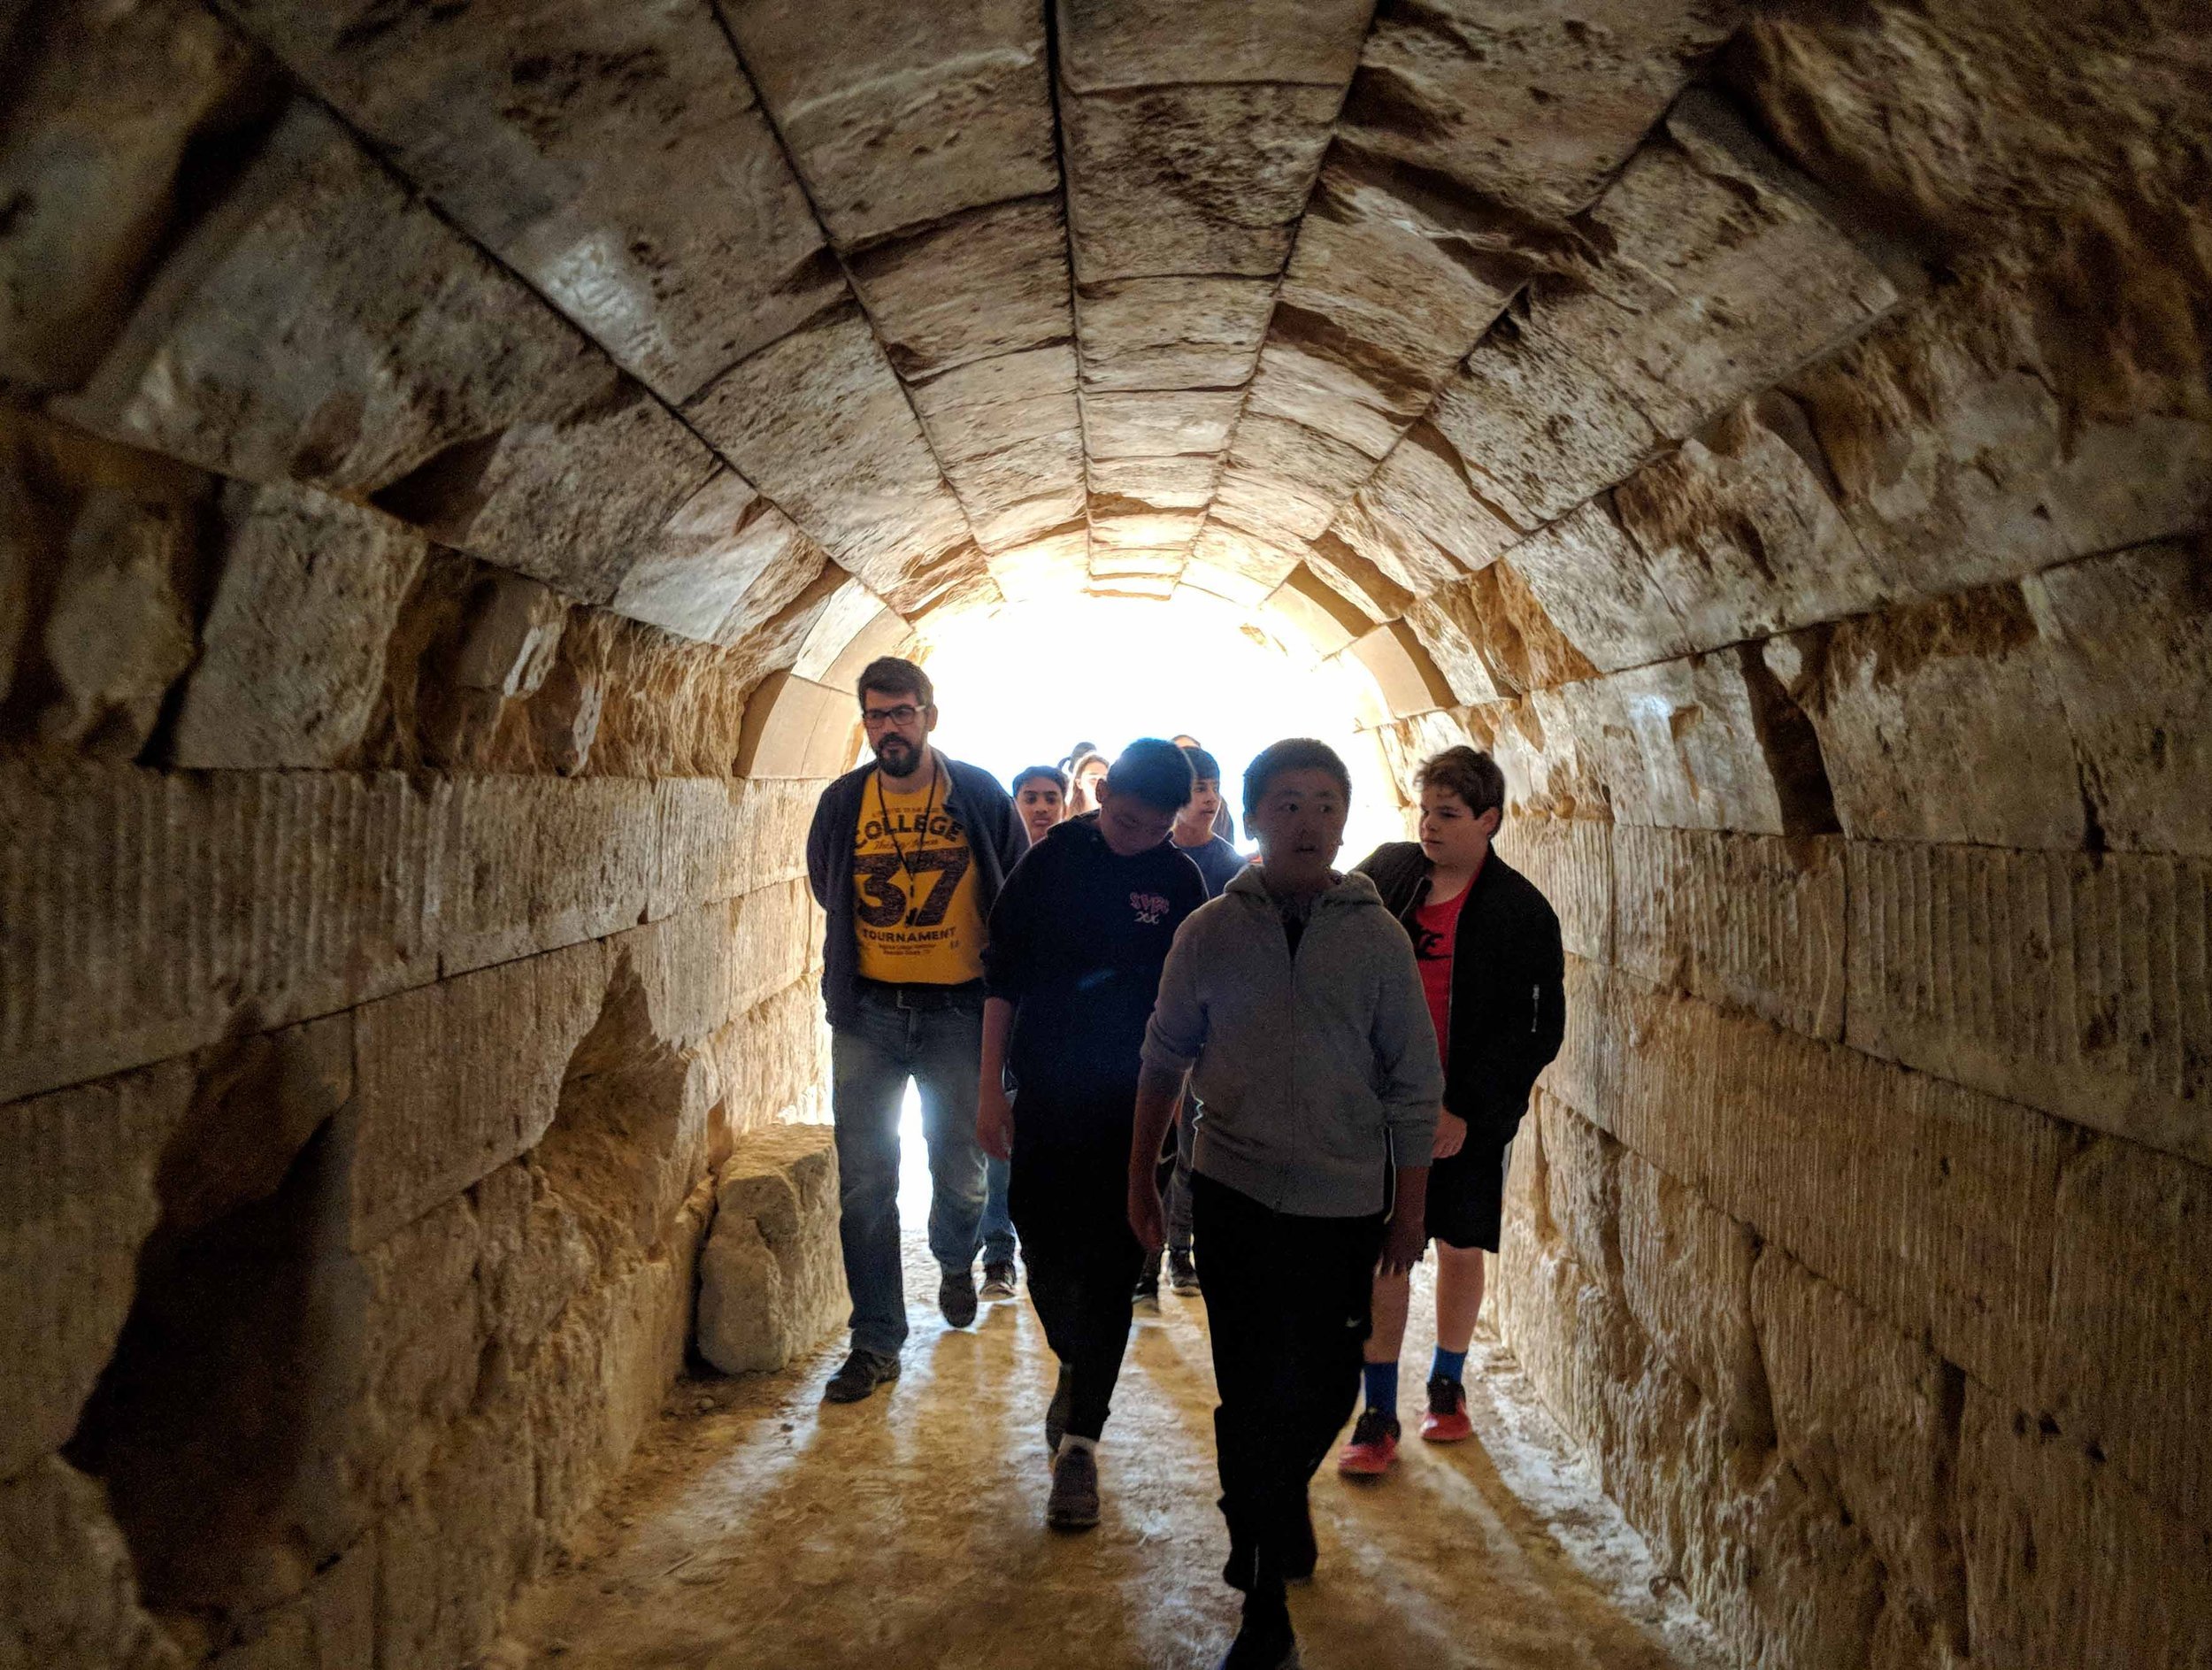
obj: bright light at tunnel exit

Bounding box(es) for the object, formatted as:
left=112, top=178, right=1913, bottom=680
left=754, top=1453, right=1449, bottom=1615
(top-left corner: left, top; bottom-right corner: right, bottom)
left=900, top=592, right=1409, bottom=865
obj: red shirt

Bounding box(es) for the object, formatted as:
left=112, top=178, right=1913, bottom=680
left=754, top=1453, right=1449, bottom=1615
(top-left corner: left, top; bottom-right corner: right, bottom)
left=1412, top=881, right=1470, bottom=1068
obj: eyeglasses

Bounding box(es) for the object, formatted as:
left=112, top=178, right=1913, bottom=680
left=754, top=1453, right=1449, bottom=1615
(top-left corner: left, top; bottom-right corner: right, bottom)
left=863, top=704, right=922, bottom=727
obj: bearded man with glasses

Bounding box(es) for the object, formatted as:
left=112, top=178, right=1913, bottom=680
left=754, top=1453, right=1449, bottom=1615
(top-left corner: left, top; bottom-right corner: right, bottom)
left=805, top=657, right=1028, bottom=1404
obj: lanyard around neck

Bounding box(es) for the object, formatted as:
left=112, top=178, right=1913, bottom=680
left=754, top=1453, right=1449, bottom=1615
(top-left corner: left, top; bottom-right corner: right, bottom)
left=875, top=755, right=941, bottom=883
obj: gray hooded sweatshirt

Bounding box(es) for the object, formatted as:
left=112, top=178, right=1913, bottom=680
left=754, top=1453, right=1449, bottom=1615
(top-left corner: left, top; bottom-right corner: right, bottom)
left=1141, top=866, right=1443, bottom=1218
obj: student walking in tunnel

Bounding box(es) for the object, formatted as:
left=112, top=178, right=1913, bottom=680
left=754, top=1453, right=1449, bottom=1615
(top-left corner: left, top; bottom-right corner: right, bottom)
left=806, top=658, right=1028, bottom=1404
left=1339, top=747, right=1566, bottom=1477
left=976, top=740, right=1208, bottom=1529
left=1133, top=740, right=1442, bottom=1670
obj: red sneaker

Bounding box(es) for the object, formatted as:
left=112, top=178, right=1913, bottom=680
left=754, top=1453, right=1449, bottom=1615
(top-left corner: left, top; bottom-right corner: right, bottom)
left=1420, top=1375, right=1473, bottom=1443
left=1335, top=1407, right=1400, bottom=1476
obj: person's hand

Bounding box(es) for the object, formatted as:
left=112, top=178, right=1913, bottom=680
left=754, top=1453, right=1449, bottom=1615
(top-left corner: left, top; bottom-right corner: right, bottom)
left=1379, top=1209, right=1428, bottom=1277
left=1128, top=1171, right=1166, bottom=1252
left=976, top=1082, right=1014, bottom=1162
left=1432, top=1109, right=1467, bottom=1160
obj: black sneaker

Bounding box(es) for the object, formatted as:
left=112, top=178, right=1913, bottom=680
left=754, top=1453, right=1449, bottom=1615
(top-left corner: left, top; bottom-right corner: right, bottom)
left=1045, top=1360, right=1073, bottom=1458
left=940, top=1267, right=979, bottom=1328
left=1168, top=1247, right=1201, bottom=1294
left=1217, top=1593, right=1299, bottom=1669
left=1047, top=1443, right=1101, bottom=1530
left=1132, top=1274, right=1161, bottom=1312
left=823, top=1348, right=900, bottom=1404
left=980, top=1259, right=1018, bottom=1300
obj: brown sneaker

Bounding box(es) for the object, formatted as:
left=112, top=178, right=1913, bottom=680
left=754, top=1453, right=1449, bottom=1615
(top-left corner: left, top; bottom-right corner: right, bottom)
left=1046, top=1443, right=1101, bottom=1530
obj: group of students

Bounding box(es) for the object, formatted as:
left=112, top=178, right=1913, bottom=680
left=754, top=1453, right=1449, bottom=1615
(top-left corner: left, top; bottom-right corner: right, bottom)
left=805, top=658, right=1565, bottom=1670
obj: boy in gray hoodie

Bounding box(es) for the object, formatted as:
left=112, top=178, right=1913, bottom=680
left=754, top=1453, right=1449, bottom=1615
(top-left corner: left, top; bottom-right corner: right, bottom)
left=1129, top=739, right=1442, bottom=1670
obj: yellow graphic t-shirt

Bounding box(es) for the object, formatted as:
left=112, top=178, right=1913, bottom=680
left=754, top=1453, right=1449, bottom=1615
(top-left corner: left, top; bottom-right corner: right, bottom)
left=853, top=764, right=986, bottom=985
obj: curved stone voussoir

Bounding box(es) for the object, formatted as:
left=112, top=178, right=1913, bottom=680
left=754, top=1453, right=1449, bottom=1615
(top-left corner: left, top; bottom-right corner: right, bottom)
left=1074, top=276, right=1276, bottom=390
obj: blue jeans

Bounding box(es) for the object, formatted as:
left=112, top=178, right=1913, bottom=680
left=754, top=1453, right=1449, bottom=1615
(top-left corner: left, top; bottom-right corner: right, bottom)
left=981, top=1155, right=1018, bottom=1266
left=831, top=986, right=987, bottom=1356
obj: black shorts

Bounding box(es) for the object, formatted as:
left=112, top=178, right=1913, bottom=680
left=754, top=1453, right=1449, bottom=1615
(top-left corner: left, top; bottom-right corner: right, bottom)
left=1425, top=1139, right=1512, bottom=1253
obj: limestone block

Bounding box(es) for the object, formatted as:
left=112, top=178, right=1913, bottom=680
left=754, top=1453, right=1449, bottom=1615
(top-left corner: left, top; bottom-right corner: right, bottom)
left=943, top=440, right=1088, bottom=555
left=1399, top=591, right=1504, bottom=708
left=1180, top=559, right=1273, bottom=609
left=0, top=767, right=447, bottom=1103
left=225, top=0, right=838, bottom=404
left=1535, top=958, right=1619, bottom=1130
left=1062, top=81, right=1339, bottom=281
left=792, top=588, right=909, bottom=692
left=611, top=473, right=823, bottom=646
left=1612, top=394, right=1905, bottom=650
left=682, top=307, right=972, bottom=596
left=698, top=1123, right=845, bottom=1374
left=1846, top=841, right=2211, bottom=1167
left=1619, top=1151, right=1770, bottom=1448
left=1751, top=1250, right=1962, bottom=1630
left=1431, top=316, right=1662, bottom=532
left=1082, top=390, right=1245, bottom=459
left=1607, top=976, right=2065, bottom=1406
left=2024, top=540, right=2212, bottom=857
left=848, top=196, right=1072, bottom=378
left=35, top=483, right=200, bottom=758
left=1568, top=650, right=1790, bottom=834
left=905, top=345, right=1080, bottom=460
left=1613, top=827, right=1846, bottom=1039
left=1055, top=0, right=1374, bottom=90
left=373, top=1401, right=541, bottom=1670
left=1794, top=261, right=2212, bottom=602
left=1773, top=587, right=2082, bottom=849
left=720, top=0, right=1056, bottom=247
left=1075, top=277, right=1274, bottom=389
left=1088, top=455, right=1223, bottom=511
left=1220, top=416, right=1379, bottom=537
left=1347, top=620, right=1456, bottom=719
left=1091, top=550, right=1186, bottom=581
left=451, top=574, right=567, bottom=699
left=203, top=1538, right=373, bottom=1670
left=736, top=670, right=861, bottom=780
left=1244, top=338, right=1416, bottom=462
left=0, top=1062, right=194, bottom=1479
left=1424, top=563, right=1598, bottom=700
left=1958, top=1383, right=2212, bottom=1670
left=173, top=482, right=426, bottom=770
left=0, top=1458, right=185, bottom=1670
left=1263, top=566, right=1363, bottom=660
left=1494, top=815, right=1613, bottom=965
left=356, top=1194, right=489, bottom=1510
left=439, top=776, right=661, bottom=975
left=0, top=0, right=265, bottom=393
left=989, top=532, right=1091, bottom=603
left=1538, top=1094, right=1617, bottom=1278
left=1092, top=509, right=1206, bottom=552
left=343, top=938, right=612, bottom=1251
left=1493, top=688, right=1612, bottom=821
left=1507, top=498, right=1694, bottom=673
left=1340, top=0, right=1741, bottom=219
left=2040, top=1137, right=2212, bottom=1531
left=1537, top=93, right=1899, bottom=440
left=1348, top=427, right=1520, bottom=576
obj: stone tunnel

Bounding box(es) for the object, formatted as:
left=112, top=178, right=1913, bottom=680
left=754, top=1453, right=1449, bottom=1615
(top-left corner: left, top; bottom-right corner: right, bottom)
left=2, top=0, right=2207, bottom=1666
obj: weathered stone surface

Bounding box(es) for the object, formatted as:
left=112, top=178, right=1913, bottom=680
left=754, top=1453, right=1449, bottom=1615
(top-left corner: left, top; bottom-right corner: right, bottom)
left=1087, top=454, right=1223, bottom=509
left=440, top=776, right=661, bottom=974
left=684, top=307, right=972, bottom=593
left=942, top=435, right=1088, bottom=553
left=204, top=1538, right=373, bottom=1670
left=1340, top=0, right=1741, bottom=219
left=718, top=0, right=1056, bottom=246
left=1082, top=389, right=1245, bottom=458
left=1346, top=620, right=1456, bottom=718
left=1562, top=650, right=1790, bottom=834
left=1538, top=1092, right=1617, bottom=1277
left=1091, top=509, right=1204, bottom=552
left=2024, top=540, right=2212, bottom=858
left=0, top=1457, right=186, bottom=1670
left=0, top=1061, right=193, bottom=1479
left=0, top=767, right=449, bottom=1102
left=1242, top=337, right=1413, bottom=462
left=173, top=482, right=426, bottom=770
left=223, top=0, right=840, bottom=404
left=0, top=0, right=266, bottom=394
left=1959, top=1382, right=2212, bottom=1670
left=1493, top=813, right=1612, bottom=964
left=697, top=1122, right=844, bottom=1374
left=1347, top=425, right=1520, bottom=577
left=1845, top=841, right=2211, bottom=1167
left=1508, top=498, right=1693, bottom=673
left=1056, top=0, right=1374, bottom=91
left=1613, top=826, right=1845, bottom=1039
left=2040, top=1136, right=2212, bottom=1531
left=1089, top=549, right=1185, bottom=581
left=1771, top=586, right=2083, bottom=850
left=1398, top=589, right=1503, bottom=708
left=1075, top=277, right=1274, bottom=389
left=846, top=196, right=1072, bottom=379
left=1431, top=312, right=1662, bottom=532
left=906, top=344, right=1080, bottom=460
left=612, top=474, right=826, bottom=646
left=1534, top=94, right=1899, bottom=440
left=1062, top=81, right=1340, bottom=281
left=1179, top=558, right=1273, bottom=609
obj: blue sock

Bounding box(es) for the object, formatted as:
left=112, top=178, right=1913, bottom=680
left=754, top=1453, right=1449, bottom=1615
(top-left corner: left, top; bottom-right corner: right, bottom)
left=1363, top=1359, right=1399, bottom=1417
left=1432, top=1346, right=1468, bottom=1385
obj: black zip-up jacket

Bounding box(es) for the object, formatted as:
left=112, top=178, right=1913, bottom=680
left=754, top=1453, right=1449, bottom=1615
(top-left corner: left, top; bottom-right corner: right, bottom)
left=805, top=753, right=1027, bottom=1027
left=1354, top=841, right=1566, bottom=1151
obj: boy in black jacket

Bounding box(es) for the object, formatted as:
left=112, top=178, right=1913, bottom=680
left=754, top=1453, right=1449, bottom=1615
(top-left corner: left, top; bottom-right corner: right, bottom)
left=1337, top=746, right=1565, bottom=1476
left=977, top=740, right=1209, bottom=1531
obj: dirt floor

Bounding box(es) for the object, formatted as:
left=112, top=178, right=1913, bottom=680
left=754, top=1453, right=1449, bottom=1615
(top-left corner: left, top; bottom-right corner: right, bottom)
left=500, top=1152, right=1725, bottom=1670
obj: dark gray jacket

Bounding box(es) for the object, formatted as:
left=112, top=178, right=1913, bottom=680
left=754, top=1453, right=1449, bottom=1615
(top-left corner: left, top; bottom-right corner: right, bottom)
left=805, top=753, right=1026, bottom=1027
